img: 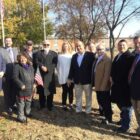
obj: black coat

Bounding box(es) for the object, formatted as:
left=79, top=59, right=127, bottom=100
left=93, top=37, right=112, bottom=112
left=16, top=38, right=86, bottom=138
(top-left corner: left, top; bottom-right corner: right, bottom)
left=130, top=54, right=140, bottom=100
left=68, top=52, right=95, bottom=84
left=35, top=50, right=57, bottom=96
left=111, top=51, right=134, bottom=106
left=13, top=63, right=34, bottom=97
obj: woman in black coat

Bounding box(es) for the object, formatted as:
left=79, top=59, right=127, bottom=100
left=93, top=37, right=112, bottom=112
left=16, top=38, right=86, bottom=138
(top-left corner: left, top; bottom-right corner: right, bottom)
left=110, top=39, right=133, bottom=133
left=13, top=53, right=35, bottom=123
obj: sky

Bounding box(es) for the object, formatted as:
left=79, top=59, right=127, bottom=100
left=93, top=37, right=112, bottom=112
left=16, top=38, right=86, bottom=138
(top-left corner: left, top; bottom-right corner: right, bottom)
left=113, top=18, right=140, bottom=37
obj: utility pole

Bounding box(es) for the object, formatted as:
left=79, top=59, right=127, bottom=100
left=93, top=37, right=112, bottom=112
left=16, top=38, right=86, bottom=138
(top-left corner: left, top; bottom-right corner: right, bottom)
left=42, top=0, right=46, bottom=41
left=0, top=0, right=5, bottom=47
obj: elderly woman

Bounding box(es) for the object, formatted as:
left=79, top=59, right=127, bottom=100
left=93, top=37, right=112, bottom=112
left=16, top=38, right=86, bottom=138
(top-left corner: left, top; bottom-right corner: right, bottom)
left=57, top=42, right=74, bottom=110
left=94, top=44, right=112, bottom=124
left=13, top=53, right=35, bottom=123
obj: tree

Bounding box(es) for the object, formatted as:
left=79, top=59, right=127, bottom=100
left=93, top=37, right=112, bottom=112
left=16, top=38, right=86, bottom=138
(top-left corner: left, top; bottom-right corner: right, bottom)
left=134, top=30, right=140, bottom=37
left=98, top=0, right=140, bottom=59
left=1, top=0, right=53, bottom=47
left=48, top=0, right=107, bottom=44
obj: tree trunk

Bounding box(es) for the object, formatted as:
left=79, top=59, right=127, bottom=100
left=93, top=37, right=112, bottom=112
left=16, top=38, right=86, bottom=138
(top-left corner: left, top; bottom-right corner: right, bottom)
left=109, top=31, right=115, bottom=61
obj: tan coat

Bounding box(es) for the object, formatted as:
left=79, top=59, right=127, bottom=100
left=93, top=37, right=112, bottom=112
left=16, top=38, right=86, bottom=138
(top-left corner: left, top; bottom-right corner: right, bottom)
left=95, top=54, right=111, bottom=91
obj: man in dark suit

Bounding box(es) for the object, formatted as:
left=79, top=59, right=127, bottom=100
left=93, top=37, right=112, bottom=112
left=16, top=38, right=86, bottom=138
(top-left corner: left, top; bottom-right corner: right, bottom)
left=35, top=40, right=57, bottom=111
left=68, top=40, right=94, bottom=114
left=0, top=37, right=19, bottom=115
left=129, top=36, right=140, bottom=136
left=111, top=40, right=133, bottom=132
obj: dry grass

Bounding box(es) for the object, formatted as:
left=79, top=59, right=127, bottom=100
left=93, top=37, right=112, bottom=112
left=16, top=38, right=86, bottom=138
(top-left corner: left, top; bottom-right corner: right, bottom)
left=0, top=88, right=139, bottom=140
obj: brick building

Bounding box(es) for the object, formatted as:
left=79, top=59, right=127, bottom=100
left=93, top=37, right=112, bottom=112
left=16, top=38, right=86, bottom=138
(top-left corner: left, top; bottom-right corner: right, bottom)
left=41, top=37, right=134, bottom=52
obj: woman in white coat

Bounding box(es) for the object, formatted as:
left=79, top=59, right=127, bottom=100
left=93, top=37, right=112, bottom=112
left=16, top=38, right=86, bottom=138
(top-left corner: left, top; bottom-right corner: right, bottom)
left=57, top=42, right=74, bottom=110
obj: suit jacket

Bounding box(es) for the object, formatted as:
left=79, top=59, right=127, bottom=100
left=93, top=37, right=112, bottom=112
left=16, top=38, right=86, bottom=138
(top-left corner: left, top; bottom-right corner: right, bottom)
left=68, top=52, right=95, bottom=84
left=111, top=51, right=133, bottom=106
left=94, top=54, right=111, bottom=91
left=130, top=54, right=140, bottom=100
left=35, top=50, right=57, bottom=96
left=0, top=54, right=6, bottom=90
left=0, top=47, right=18, bottom=80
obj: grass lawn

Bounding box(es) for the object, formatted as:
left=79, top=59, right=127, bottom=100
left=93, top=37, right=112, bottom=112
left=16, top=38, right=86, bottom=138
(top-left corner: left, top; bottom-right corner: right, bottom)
left=0, top=88, right=139, bottom=140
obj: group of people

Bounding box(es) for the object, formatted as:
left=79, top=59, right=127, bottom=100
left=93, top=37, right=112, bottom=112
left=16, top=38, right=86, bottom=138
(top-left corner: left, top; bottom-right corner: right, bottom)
left=0, top=36, right=140, bottom=136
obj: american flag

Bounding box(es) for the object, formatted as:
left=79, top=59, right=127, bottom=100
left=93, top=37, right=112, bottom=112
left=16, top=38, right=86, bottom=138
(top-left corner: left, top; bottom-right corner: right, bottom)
left=35, top=67, right=44, bottom=86
left=0, top=0, right=4, bottom=19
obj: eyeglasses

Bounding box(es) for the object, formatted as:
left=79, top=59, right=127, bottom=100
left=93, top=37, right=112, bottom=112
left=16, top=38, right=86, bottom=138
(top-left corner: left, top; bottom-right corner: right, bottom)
left=97, top=48, right=102, bottom=51
left=43, top=44, right=50, bottom=46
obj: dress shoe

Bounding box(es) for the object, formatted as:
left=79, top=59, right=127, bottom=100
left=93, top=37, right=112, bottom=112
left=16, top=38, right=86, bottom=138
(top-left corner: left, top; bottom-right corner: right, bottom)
left=136, top=128, right=140, bottom=136
left=99, top=109, right=104, bottom=116
left=47, top=107, right=53, bottom=111
left=116, top=127, right=128, bottom=133
left=7, top=108, right=13, bottom=116
left=69, top=104, right=74, bottom=110
left=62, top=106, right=68, bottom=111
left=116, top=120, right=122, bottom=125
left=17, top=118, right=27, bottom=123
left=26, top=114, right=33, bottom=118
left=38, top=106, right=45, bottom=111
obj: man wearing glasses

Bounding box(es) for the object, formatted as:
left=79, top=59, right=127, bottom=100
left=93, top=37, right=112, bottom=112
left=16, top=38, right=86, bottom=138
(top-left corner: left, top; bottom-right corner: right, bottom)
left=93, top=44, right=112, bottom=124
left=35, top=40, right=57, bottom=111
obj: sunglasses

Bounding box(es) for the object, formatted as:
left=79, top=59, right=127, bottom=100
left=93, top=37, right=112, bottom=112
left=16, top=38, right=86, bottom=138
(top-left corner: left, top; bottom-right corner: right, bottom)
left=43, top=44, right=50, bottom=46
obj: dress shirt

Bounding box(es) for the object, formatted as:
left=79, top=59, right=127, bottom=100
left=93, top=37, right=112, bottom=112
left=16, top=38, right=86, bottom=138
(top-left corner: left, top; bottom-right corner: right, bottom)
left=77, top=52, right=85, bottom=67
left=28, top=52, right=33, bottom=58
left=116, top=53, right=122, bottom=61
left=6, top=47, right=14, bottom=62
left=94, top=54, right=104, bottom=72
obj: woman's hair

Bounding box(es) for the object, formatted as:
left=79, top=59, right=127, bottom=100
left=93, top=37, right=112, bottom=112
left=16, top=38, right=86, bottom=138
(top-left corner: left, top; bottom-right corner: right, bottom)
left=61, top=41, right=72, bottom=54
left=17, top=52, right=30, bottom=64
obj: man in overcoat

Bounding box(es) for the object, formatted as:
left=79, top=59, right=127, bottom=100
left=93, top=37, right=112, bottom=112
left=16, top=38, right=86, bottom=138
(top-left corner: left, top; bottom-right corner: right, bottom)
left=35, top=40, right=57, bottom=111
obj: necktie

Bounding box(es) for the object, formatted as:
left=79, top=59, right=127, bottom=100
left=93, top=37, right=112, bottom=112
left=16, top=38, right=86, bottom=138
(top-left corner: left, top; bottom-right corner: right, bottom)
left=128, top=54, right=140, bottom=83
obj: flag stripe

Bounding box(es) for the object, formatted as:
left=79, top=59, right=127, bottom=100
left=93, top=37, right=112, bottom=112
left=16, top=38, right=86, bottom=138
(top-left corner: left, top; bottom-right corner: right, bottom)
left=35, top=67, right=43, bottom=86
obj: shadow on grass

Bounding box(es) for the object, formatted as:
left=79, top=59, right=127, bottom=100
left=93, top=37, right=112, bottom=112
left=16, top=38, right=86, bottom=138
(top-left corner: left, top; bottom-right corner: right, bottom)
left=31, top=100, right=140, bottom=140
left=0, top=94, right=139, bottom=140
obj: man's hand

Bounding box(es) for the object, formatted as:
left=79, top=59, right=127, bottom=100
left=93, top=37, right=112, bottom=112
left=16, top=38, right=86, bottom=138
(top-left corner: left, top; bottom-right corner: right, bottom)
left=0, top=72, right=4, bottom=78
left=41, top=66, right=48, bottom=72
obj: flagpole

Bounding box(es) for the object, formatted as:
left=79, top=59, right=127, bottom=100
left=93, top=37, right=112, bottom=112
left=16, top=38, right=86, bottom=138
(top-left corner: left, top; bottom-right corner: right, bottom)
left=42, top=0, right=46, bottom=41
left=0, top=0, right=5, bottom=47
